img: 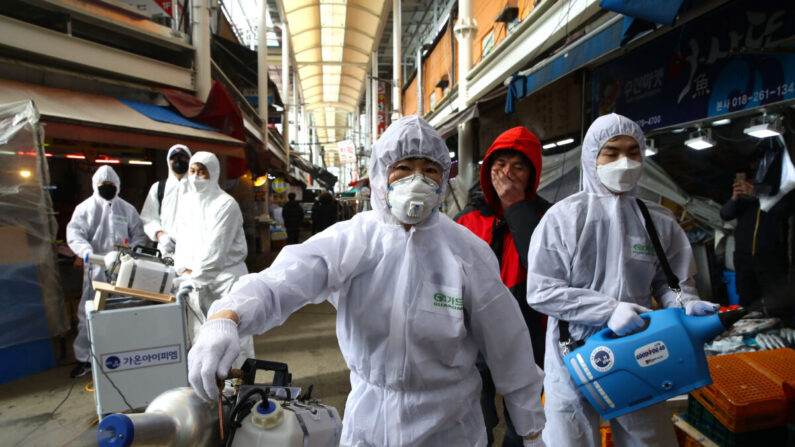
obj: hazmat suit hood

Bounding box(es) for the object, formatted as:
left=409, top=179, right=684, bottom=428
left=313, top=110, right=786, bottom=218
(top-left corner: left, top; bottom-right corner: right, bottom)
left=167, top=143, right=192, bottom=178
left=189, top=151, right=221, bottom=195
left=369, top=115, right=451, bottom=224
left=480, top=126, right=543, bottom=212
left=582, top=113, right=646, bottom=196
left=92, top=165, right=120, bottom=201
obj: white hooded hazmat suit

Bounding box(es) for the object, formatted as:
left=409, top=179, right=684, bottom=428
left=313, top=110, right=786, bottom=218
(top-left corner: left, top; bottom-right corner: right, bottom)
left=66, top=166, right=148, bottom=362
left=204, top=116, right=546, bottom=446
left=140, top=144, right=192, bottom=253
left=526, top=114, right=698, bottom=446
left=173, top=151, right=254, bottom=365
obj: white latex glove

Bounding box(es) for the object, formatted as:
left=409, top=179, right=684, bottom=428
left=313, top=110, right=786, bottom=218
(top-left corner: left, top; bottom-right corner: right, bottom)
left=523, top=434, right=546, bottom=447
left=158, top=233, right=175, bottom=254
left=188, top=318, right=240, bottom=401
left=685, top=300, right=719, bottom=316
left=171, top=274, right=193, bottom=293
left=607, top=302, right=651, bottom=336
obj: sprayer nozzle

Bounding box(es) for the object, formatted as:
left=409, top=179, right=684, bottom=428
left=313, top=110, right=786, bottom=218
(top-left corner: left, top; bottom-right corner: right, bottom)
left=718, top=308, right=747, bottom=329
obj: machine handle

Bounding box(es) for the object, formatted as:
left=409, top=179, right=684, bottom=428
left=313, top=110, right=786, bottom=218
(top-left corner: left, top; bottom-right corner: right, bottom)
left=596, top=312, right=654, bottom=341
left=240, top=359, right=292, bottom=387
left=133, top=245, right=162, bottom=259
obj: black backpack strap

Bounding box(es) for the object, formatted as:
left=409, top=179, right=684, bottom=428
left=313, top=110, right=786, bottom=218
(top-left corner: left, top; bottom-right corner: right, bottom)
left=635, top=198, right=683, bottom=306
left=558, top=321, right=583, bottom=356
left=156, top=178, right=167, bottom=215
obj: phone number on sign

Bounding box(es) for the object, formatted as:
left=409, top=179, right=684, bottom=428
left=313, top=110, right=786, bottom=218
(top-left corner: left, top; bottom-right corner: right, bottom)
left=636, top=115, right=662, bottom=128
left=715, top=82, right=795, bottom=112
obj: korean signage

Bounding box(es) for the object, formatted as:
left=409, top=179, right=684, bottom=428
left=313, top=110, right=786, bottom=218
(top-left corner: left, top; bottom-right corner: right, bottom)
left=101, top=345, right=181, bottom=373
left=377, top=82, right=387, bottom=138
left=153, top=0, right=174, bottom=16
left=338, top=140, right=356, bottom=164
left=126, top=0, right=174, bottom=17
left=271, top=177, right=288, bottom=193
left=593, top=0, right=795, bottom=131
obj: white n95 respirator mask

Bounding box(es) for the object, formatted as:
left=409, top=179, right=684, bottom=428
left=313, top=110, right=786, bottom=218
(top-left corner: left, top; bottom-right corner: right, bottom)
left=386, top=174, right=442, bottom=224
left=596, top=157, right=643, bottom=193
left=189, top=175, right=212, bottom=193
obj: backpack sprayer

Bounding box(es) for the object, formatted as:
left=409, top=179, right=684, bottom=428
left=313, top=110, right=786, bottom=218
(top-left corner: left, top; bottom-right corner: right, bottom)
left=96, top=359, right=342, bottom=447
left=563, top=307, right=746, bottom=420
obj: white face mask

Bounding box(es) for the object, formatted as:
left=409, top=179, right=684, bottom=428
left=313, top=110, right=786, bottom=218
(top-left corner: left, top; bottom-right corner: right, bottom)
left=596, top=157, right=643, bottom=193
left=189, top=175, right=212, bottom=194
left=386, top=174, right=442, bottom=224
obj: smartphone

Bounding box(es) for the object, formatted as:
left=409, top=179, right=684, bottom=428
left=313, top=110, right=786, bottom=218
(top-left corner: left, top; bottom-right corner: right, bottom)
left=735, top=173, right=752, bottom=200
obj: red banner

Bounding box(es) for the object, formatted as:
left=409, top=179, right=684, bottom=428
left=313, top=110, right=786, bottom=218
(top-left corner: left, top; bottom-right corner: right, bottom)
left=377, top=82, right=387, bottom=138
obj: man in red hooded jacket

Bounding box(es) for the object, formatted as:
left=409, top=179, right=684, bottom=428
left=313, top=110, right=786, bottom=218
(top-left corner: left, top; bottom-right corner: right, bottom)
left=456, top=126, right=550, bottom=446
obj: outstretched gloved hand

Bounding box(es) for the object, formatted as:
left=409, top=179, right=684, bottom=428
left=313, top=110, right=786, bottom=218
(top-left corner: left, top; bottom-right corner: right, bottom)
left=171, top=274, right=194, bottom=294
left=188, top=318, right=240, bottom=401
left=158, top=233, right=175, bottom=254
left=608, top=302, right=651, bottom=336
left=685, top=300, right=719, bottom=316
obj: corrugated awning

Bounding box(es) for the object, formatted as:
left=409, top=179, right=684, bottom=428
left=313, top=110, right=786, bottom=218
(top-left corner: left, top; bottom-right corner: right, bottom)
left=0, top=78, right=245, bottom=157
left=289, top=152, right=338, bottom=189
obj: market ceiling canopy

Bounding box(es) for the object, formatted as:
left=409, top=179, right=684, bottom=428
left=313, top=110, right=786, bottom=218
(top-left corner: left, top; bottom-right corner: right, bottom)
left=285, top=0, right=385, bottom=161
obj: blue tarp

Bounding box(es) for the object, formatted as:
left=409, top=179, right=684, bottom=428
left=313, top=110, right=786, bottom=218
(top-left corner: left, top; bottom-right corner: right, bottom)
left=599, top=0, right=685, bottom=26
left=505, top=17, right=625, bottom=114
left=0, top=263, right=49, bottom=348
left=505, top=0, right=696, bottom=114
left=119, top=98, right=219, bottom=132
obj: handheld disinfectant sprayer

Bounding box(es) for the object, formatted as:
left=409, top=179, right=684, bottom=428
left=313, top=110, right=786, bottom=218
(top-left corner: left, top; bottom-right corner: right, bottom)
left=563, top=307, right=746, bottom=420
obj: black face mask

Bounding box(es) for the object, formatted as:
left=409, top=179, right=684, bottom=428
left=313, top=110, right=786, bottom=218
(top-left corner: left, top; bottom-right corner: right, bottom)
left=171, top=159, right=189, bottom=175
left=98, top=184, right=117, bottom=200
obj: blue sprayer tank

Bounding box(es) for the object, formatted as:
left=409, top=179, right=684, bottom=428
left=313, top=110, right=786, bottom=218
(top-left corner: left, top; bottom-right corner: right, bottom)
left=563, top=307, right=745, bottom=420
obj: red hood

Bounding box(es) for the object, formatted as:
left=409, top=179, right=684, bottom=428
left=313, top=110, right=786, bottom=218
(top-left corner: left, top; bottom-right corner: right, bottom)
left=480, top=126, right=543, bottom=211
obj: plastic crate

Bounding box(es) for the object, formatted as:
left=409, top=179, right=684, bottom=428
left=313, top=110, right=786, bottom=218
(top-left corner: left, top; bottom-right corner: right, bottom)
left=684, top=397, right=788, bottom=447
left=690, top=348, right=795, bottom=432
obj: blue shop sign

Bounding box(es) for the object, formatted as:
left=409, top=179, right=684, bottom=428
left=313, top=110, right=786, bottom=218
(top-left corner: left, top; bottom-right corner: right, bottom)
left=593, top=0, right=795, bottom=131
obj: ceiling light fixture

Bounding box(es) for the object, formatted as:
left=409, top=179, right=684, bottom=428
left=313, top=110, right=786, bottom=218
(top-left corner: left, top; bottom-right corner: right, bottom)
left=645, top=138, right=658, bottom=156
left=542, top=143, right=557, bottom=150
left=743, top=113, right=783, bottom=138
left=555, top=138, right=575, bottom=146
left=685, top=128, right=715, bottom=150
left=711, top=118, right=731, bottom=126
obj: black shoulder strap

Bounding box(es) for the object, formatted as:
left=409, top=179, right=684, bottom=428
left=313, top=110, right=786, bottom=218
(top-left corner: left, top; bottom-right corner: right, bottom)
left=156, top=178, right=167, bottom=214
left=635, top=198, right=681, bottom=294
left=558, top=199, right=683, bottom=349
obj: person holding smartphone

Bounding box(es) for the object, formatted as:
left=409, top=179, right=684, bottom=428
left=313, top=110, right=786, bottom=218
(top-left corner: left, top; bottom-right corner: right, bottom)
left=720, top=168, right=790, bottom=311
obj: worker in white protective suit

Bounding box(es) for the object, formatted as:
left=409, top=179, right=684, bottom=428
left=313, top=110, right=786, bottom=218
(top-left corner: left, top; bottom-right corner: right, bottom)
left=66, top=165, right=148, bottom=378
left=172, top=151, right=254, bottom=367
left=187, top=116, right=547, bottom=446
left=526, top=113, right=719, bottom=447
left=140, top=144, right=192, bottom=255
